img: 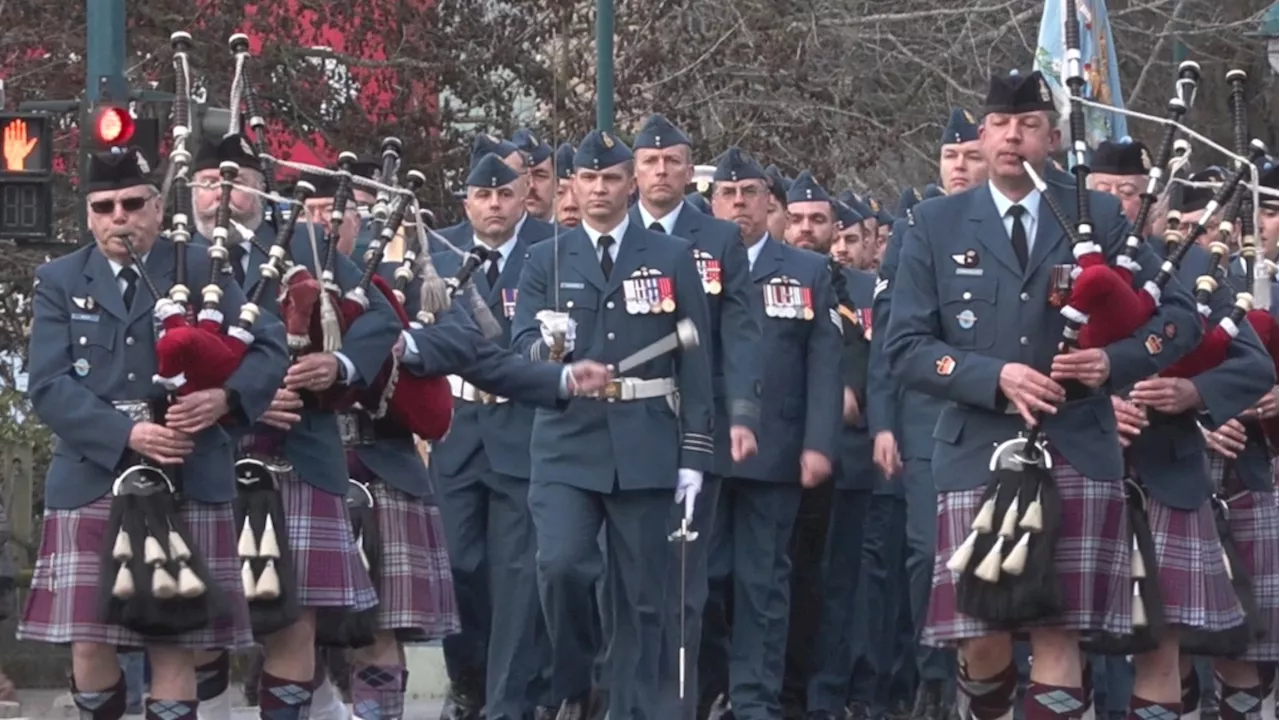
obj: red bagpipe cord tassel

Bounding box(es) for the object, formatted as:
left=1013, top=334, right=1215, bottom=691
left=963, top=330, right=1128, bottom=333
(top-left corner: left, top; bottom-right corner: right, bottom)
left=1245, top=310, right=1280, bottom=446
left=369, top=274, right=454, bottom=441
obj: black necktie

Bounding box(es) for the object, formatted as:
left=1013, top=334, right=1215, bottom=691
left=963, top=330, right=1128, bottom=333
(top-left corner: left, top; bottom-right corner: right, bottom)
left=229, top=244, right=247, bottom=287
left=485, top=252, right=501, bottom=287
left=1007, top=205, right=1029, bottom=270
left=599, top=235, right=615, bottom=279
left=649, top=221, right=665, bottom=234
left=118, top=266, right=138, bottom=310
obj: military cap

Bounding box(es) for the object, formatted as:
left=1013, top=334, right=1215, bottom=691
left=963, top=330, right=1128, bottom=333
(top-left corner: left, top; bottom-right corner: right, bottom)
left=1177, top=167, right=1225, bottom=212
left=513, top=128, right=553, bottom=166
left=467, top=152, right=521, bottom=188
left=922, top=183, right=946, bottom=200
left=875, top=206, right=896, bottom=226
left=1092, top=138, right=1152, bottom=176
left=712, top=146, right=766, bottom=182
left=471, top=133, right=521, bottom=170
left=834, top=200, right=864, bottom=231
left=554, top=142, right=576, bottom=180
left=1258, top=157, right=1278, bottom=209
left=85, top=147, right=157, bottom=193
left=897, top=186, right=923, bottom=218
left=573, top=130, right=634, bottom=171
left=633, top=113, right=692, bottom=150
left=764, top=164, right=790, bottom=204
left=194, top=133, right=262, bottom=173
left=787, top=172, right=832, bottom=205
left=685, top=191, right=713, bottom=215
left=838, top=189, right=874, bottom=221
left=941, top=108, right=980, bottom=146
left=984, top=70, right=1056, bottom=115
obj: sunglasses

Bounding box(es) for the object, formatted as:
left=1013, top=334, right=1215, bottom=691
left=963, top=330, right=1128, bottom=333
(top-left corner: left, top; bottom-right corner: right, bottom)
left=90, top=196, right=150, bottom=215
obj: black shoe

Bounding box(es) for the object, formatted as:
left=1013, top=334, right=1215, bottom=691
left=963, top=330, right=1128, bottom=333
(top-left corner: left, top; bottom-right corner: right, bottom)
left=440, top=682, right=485, bottom=720
left=556, top=692, right=591, bottom=720
left=911, top=681, right=945, bottom=720
left=707, top=693, right=735, bottom=720
left=585, top=686, right=609, bottom=720
left=847, top=701, right=872, bottom=720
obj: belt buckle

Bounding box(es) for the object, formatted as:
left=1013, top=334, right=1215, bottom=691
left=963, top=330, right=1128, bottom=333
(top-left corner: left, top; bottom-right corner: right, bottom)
left=112, top=400, right=154, bottom=423
left=601, top=380, right=621, bottom=401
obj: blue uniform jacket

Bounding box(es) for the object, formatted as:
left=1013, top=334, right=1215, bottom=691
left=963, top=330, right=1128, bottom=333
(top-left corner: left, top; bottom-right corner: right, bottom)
left=838, top=265, right=878, bottom=492
left=511, top=222, right=716, bottom=491
left=1125, top=241, right=1275, bottom=509
left=30, top=237, right=290, bottom=509
left=429, top=243, right=565, bottom=480
left=884, top=181, right=1203, bottom=489
left=869, top=217, right=949, bottom=469
left=728, top=237, right=843, bottom=485
left=196, top=224, right=401, bottom=496
left=629, top=202, right=763, bottom=475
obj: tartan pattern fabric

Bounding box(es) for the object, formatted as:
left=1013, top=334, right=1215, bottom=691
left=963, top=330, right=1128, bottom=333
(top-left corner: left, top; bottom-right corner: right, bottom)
left=923, top=461, right=1132, bottom=646
left=1222, top=489, right=1279, bottom=660
left=277, top=472, right=378, bottom=611
left=17, top=496, right=253, bottom=650
left=1145, top=496, right=1245, bottom=631
left=367, top=480, right=460, bottom=640
left=352, top=662, right=405, bottom=720
left=145, top=698, right=197, bottom=719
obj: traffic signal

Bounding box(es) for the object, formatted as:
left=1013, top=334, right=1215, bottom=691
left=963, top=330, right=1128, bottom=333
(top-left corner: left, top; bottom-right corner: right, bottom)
left=0, top=111, right=55, bottom=241
left=92, top=105, right=135, bottom=147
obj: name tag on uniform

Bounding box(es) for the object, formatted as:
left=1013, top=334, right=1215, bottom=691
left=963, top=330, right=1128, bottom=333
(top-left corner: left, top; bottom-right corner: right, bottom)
left=501, top=288, right=518, bottom=318
left=559, top=281, right=585, bottom=290
left=71, top=312, right=100, bottom=322
left=623, top=267, right=676, bottom=314
left=763, top=276, right=813, bottom=320
left=692, top=249, right=722, bottom=295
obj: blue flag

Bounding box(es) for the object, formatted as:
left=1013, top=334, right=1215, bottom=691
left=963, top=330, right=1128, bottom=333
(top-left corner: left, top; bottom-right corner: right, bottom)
left=1035, top=0, right=1129, bottom=149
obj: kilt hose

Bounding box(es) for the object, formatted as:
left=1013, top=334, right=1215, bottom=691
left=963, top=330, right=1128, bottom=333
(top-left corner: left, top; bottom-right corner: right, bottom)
left=366, top=479, right=460, bottom=642
left=276, top=472, right=378, bottom=611
left=17, top=495, right=255, bottom=650
left=923, top=460, right=1133, bottom=646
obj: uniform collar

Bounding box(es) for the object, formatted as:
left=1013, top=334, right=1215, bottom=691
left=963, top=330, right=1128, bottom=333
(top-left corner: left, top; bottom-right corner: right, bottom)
left=638, top=200, right=683, bottom=234
left=582, top=214, right=630, bottom=250
left=746, top=232, right=770, bottom=269
left=106, top=253, right=150, bottom=277
left=987, top=180, right=1041, bottom=225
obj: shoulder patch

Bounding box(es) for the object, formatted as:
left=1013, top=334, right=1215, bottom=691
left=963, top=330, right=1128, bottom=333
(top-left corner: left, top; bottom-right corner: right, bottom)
left=829, top=307, right=843, bottom=334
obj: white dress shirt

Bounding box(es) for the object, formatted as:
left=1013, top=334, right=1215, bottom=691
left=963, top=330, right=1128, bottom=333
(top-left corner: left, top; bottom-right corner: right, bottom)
left=106, top=254, right=150, bottom=295
left=582, top=215, right=631, bottom=262
left=987, top=180, right=1041, bottom=254
left=476, top=232, right=520, bottom=276
left=638, top=201, right=684, bottom=235
left=745, top=233, right=770, bottom=271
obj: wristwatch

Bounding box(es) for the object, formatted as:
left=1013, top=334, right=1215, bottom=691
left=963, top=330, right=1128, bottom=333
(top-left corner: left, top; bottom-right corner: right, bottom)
left=336, top=357, right=351, bottom=385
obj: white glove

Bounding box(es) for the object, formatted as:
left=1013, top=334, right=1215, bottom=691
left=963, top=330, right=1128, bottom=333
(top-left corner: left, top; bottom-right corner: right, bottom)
left=675, top=469, right=703, bottom=523
left=537, top=310, right=576, bottom=355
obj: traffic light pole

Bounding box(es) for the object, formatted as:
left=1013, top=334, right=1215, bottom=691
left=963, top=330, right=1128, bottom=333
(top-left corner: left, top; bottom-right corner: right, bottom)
left=86, top=0, right=129, bottom=103
left=595, top=0, right=614, bottom=133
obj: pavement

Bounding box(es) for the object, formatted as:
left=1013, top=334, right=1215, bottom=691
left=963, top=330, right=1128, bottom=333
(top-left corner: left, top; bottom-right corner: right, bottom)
left=9, top=689, right=446, bottom=718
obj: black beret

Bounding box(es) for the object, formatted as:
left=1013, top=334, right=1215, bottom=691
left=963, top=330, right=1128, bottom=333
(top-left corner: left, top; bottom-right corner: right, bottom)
left=85, top=147, right=157, bottom=193
left=193, top=133, right=262, bottom=174
left=1092, top=138, right=1152, bottom=176
left=984, top=70, right=1056, bottom=115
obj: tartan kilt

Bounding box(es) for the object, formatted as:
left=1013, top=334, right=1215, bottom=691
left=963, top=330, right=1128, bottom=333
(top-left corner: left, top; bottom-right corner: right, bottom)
left=1208, top=452, right=1278, bottom=660
left=277, top=472, right=378, bottom=611
left=923, top=460, right=1132, bottom=646
left=1145, top=496, right=1245, bottom=631
left=17, top=496, right=254, bottom=650
left=368, top=481, right=460, bottom=642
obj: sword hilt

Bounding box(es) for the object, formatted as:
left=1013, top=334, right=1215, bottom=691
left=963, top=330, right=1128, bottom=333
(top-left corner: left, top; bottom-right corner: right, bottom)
left=668, top=517, right=699, bottom=542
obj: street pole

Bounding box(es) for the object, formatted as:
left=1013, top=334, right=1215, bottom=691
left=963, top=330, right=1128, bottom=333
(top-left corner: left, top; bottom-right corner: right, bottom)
left=596, top=0, right=614, bottom=132
left=85, top=0, right=129, bottom=103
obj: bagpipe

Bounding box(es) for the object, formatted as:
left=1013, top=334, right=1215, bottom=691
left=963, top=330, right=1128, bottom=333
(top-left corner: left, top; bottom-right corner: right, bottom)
left=228, top=33, right=280, bottom=228
left=98, top=233, right=222, bottom=638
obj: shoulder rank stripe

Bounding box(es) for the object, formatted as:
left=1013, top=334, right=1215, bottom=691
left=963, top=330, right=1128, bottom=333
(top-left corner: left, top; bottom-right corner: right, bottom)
left=838, top=305, right=859, bottom=325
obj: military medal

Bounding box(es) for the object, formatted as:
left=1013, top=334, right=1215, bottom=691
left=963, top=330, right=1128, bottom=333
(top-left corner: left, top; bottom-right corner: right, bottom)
left=648, top=278, right=662, bottom=314
left=502, top=288, right=518, bottom=318
left=1048, top=264, right=1074, bottom=308
left=624, top=277, right=641, bottom=314
left=801, top=287, right=814, bottom=321
left=694, top=250, right=723, bottom=295
left=859, top=308, right=873, bottom=340
left=763, top=282, right=779, bottom=318
left=659, top=277, right=676, bottom=313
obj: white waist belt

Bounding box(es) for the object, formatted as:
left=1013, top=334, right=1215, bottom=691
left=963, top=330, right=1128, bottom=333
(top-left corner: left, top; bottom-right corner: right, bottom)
left=594, top=377, right=676, bottom=402
left=447, top=375, right=509, bottom=404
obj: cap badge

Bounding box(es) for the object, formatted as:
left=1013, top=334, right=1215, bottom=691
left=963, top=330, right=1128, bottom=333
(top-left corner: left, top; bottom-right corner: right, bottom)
left=240, top=137, right=254, bottom=156
left=1038, top=77, right=1052, bottom=103
left=601, top=132, right=615, bottom=149
left=963, top=109, right=976, bottom=124
left=134, top=153, right=150, bottom=174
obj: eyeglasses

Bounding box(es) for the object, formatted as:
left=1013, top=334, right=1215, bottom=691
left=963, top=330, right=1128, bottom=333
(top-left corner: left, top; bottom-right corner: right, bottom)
left=89, top=196, right=150, bottom=215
